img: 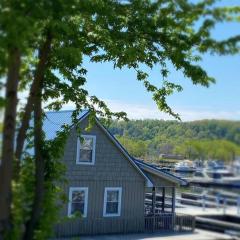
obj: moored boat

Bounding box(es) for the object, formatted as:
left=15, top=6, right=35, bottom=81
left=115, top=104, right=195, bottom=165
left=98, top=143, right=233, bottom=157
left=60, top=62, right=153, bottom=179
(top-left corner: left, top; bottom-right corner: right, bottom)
left=174, top=160, right=196, bottom=173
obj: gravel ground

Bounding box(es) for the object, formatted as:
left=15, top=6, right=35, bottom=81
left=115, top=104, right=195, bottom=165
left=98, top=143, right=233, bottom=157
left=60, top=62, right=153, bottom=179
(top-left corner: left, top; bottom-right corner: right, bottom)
left=53, top=229, right=236, bottom=240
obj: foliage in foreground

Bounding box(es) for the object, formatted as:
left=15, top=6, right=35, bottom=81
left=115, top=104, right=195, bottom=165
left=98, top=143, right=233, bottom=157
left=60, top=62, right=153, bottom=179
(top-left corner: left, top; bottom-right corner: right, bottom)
left=11, top=129, right=68, bottom=239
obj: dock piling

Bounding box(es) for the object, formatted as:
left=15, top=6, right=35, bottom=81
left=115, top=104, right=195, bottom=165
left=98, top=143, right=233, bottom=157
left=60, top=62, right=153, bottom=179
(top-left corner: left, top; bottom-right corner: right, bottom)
left=223, top=197, right=227, bottom=215
left=216, top=193, right=220, bottom=211
left=237, top=197, right=240, bottom=216
left=202, top=194, right=206, bottom=211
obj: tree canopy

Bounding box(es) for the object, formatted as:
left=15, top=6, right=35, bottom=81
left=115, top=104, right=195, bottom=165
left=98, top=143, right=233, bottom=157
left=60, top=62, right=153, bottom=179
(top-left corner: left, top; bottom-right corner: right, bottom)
left=109, top=119, right=240, bottom=161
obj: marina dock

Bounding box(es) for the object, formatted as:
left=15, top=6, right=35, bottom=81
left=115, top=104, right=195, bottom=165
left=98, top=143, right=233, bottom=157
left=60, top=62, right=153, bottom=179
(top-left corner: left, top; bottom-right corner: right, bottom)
left=176, top=191, right=240, bottom=238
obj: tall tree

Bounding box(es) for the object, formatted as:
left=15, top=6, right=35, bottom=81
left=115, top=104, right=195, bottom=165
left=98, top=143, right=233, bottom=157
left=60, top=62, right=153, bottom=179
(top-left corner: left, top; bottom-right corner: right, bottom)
left=0, top=1, right=50, bottom=235
left=0, top=48, right=21, bottom=236
left=23, top=58, right=44, bottom=240
left=0, top=0, right=29, bottom=234
left=15, top=30, right=53, bottom=176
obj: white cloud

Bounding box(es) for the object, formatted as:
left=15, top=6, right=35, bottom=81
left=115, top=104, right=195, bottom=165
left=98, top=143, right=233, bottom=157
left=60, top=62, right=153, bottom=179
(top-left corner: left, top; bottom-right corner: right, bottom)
left=102, top=99, right=240, bottom=121
left=103, top=99, right=173, bottom=120
left=17, top=90, right=240, bottom=121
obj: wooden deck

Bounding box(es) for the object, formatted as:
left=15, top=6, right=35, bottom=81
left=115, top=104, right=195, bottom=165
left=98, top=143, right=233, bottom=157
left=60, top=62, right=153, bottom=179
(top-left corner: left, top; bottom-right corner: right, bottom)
left=144, top=186, right=195, bottom=233
left=145, top=213, right=195, bottom=233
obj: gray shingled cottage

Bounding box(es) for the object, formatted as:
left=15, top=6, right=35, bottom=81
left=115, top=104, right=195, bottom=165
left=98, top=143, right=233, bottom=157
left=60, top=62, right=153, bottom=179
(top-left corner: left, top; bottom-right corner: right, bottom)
left=43, top=110, right=194, bottom=238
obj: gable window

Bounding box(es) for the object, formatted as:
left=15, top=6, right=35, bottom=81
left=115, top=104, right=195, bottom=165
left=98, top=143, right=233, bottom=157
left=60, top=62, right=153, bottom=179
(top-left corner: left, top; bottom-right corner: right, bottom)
left=103, top=187, right=122, bottom=217
left=76, top=135, right=96, bottom=165
left=68, top=187, right=88, bottom=217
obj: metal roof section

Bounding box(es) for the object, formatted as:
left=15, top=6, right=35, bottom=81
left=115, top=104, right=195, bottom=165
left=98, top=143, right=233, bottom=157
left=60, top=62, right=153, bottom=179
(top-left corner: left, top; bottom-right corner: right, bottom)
left=27, top=110, right=89, bottom=155
left=43, top=110, right=89, bottom=140
left=134, top=158, right=187, bottom=186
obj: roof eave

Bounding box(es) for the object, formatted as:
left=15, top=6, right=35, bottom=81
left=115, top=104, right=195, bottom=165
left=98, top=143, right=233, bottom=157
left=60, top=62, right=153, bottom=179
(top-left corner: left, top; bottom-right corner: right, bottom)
left=136, top=161, right=187, bottom=186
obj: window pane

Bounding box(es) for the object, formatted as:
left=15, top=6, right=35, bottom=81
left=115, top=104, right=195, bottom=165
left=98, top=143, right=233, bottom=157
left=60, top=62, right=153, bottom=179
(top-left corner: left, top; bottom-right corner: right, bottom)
left=71, top=202, right=84, bottom=215
left=72, top=190, right=85, bottom=202
left=107, top=191, right=118, bottom=202
left=106, top=202, right=118, bottom=214
left=80, top=149, right=92, bottom=162
left=81, top=137, right=93, bottom=150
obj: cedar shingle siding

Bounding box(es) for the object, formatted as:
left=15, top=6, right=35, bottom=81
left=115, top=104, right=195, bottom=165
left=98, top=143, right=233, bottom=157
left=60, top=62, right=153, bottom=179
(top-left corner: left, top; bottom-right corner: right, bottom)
left=55, top=117, right=146, bottom=237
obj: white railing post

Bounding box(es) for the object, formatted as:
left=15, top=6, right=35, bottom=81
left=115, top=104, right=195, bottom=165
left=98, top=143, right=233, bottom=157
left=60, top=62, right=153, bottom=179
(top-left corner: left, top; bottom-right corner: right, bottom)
left=216, top=193, right=220, bottom=211
left=202, top=194, right=206, bottom=211
left=223, top=197, right=227, bottom=215
left=152, top=187, right=156, bottom=231
left=237, top=196, right=240, bottom=216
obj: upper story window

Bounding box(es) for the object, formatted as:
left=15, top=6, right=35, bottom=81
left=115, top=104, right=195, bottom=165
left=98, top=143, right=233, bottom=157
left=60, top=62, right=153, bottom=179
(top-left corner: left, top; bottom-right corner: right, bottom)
left=76, top=135, right=96, bottom=165
left=68, top=187, right=88, bottom=217
left=103, top=187, right=122, bottom=217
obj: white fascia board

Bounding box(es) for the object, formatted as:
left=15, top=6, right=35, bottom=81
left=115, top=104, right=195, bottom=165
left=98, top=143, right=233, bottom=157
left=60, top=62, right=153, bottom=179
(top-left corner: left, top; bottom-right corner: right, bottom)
left=137, top=161, right=186, bottom=186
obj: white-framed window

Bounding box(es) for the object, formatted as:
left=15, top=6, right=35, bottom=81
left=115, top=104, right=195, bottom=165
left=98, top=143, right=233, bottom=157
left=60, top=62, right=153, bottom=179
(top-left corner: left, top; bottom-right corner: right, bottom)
left=103, top=187, right=122, bottom=217
left=68, top=187, right=88, bottom=217
left=76, top=135, right=96, bottom=165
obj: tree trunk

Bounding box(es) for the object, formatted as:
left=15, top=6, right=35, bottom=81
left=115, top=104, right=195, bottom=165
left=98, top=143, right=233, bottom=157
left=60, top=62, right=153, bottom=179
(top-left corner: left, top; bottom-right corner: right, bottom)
left=0, top=48, right=21, bottom=238
left=14, top=32, right=52, bottom=179
left=22, top=73, right=44, bottom=240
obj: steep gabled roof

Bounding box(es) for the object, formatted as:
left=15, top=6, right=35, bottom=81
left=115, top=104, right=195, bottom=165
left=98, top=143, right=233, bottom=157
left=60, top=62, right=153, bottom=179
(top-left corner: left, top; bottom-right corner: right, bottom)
left=134, top=158, right=187, bottom=186
left=43, top=110, right=153, bottom=187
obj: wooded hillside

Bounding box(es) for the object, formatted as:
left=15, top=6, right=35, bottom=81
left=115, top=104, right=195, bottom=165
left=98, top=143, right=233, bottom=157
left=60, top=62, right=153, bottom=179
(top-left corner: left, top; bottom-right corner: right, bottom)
left=109, top=119, right=240, bottom=162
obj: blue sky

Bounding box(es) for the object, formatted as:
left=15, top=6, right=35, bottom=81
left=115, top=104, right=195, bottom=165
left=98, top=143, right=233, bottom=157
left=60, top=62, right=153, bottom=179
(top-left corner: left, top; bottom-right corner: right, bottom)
left=2, top=2, right=239, bottom=122
left=79, top=51, right=240, bottom=121
left=76, top=17, right=240, bottom=121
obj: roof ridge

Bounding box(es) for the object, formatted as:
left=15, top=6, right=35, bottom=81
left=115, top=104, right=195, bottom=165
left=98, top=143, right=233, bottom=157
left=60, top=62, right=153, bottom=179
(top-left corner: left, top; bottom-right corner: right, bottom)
left=45, top=110, right=74, bottom=114
left=45, top=109, right=88, bottom=113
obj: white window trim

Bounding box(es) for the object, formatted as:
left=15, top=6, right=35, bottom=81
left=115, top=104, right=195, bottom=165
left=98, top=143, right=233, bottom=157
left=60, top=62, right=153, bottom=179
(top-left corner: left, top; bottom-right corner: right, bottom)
left=68, top=187, right=88, bottom=218
left=76, top=135, right=96, bottom=165
left=103, top=187, right=122, bottom=217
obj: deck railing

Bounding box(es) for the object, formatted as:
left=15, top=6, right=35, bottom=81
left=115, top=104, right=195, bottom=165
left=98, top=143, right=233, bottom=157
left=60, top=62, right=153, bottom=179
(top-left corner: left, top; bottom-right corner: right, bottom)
left=145, top=213, right=195, bottom=232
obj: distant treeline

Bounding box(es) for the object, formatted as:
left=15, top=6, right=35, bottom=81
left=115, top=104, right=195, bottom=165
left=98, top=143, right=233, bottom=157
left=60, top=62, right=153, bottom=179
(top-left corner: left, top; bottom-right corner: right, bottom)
left=109, top=119, right=240, bottom=162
